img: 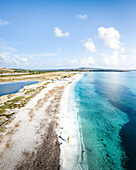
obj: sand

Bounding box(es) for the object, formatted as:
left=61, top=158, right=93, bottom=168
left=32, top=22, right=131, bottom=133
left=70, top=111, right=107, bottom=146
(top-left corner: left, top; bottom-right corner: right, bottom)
left=0, top=73, right=82, bottom=170
left=59, top=73, right=83, bottom=170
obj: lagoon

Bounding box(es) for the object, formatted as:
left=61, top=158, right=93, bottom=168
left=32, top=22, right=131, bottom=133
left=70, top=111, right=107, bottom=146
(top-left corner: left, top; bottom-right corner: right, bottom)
left=0, top=81, right=39, bottom=97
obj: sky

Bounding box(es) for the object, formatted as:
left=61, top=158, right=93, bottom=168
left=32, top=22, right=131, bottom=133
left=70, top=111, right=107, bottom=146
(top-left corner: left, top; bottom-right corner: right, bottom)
left=0, top=0, right=136, bottom=69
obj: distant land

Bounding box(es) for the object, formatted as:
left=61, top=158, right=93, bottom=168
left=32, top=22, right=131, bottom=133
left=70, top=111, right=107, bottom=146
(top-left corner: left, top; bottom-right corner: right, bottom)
left=0, top=67, right=135, bottom=75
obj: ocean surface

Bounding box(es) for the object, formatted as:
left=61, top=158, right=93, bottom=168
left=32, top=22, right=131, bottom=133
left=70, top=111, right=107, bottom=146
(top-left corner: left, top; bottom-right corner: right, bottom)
left=0, top=81, right=39, bottom=97
left=72, top=72, right=136, bottom=170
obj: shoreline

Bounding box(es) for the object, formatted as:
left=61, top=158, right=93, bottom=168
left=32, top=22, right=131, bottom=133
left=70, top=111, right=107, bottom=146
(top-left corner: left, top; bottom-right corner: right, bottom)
left=59, top=73, right=83, bottom=169
left=0, top=73, right=82, bottom=169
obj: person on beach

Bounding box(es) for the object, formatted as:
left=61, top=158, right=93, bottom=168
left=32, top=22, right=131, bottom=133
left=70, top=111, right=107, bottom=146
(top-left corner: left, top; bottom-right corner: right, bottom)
left=67, top=137, right=69, bottom=143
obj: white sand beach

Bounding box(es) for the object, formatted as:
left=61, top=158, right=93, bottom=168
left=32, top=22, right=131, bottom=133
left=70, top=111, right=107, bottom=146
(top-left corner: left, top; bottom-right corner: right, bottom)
left=59, top=73, right=83, bottom=170
left=0, top=73, right=82, bottom=170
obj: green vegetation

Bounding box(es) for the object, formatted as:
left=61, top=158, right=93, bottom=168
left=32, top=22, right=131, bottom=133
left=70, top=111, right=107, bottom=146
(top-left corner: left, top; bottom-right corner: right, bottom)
left=0, top=72, right=78, bottom=128
left=0, top=112, right=15, bottom=118
left=7, top=94, right=13, bottom=99
left=26, top=95, right=34, bottom=100
left=0, top=83, right=48, bottom=119
left=0, top=96, right=26, bottom=118
left=7, top=96, right=25, bottom=103
left=0, top=79, right=52, bottom=126
left=0, top=69, right=60, bottom=77
left=0, top=109, right=6, bottom=114
left=21, top=101, right=27, bottom=107
left=0, top=105, right=7, bottom=110
left=43, top=82, right=50, bottom=86
left=25, top=89, right=37, bottom=94
left=4, top=102, right=18, bottom=109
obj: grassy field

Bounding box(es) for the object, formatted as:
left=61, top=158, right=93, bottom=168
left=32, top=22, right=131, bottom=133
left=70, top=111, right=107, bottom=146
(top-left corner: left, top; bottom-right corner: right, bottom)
left=0, top=71, right=76, bottom=82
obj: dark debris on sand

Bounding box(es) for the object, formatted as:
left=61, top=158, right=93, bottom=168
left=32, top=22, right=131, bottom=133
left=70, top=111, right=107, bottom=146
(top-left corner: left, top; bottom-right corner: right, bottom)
left=17, top=120, right=60, bottom=170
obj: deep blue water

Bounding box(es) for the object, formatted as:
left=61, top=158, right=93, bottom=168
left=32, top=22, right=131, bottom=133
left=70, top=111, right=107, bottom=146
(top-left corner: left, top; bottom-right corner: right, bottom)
left=74, top=72, right=136, bottom=170
left=0, top=81, right=39, bottom=97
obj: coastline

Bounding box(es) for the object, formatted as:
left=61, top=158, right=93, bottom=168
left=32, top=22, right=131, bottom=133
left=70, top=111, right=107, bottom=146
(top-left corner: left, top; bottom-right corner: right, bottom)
left=0, top=73, right=82, bottom=170
left=59, top=73, right=83, bottom=169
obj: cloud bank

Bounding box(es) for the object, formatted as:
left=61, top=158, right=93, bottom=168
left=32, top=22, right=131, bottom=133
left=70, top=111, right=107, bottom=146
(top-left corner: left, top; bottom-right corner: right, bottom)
left=68, top=56, right=94, bottom=67
left=0, top=53, right=28, bottom=67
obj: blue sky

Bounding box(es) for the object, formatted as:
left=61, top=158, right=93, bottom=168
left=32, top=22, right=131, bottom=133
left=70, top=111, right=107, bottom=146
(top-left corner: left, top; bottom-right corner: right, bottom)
left=0, top=0, right=136, bottom=69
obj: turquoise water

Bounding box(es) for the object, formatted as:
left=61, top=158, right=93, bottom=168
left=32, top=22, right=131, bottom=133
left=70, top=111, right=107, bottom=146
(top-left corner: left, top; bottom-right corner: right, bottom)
left=0, top=81, right=39, bottom=97
left=74, top=72, right=136, bottom=170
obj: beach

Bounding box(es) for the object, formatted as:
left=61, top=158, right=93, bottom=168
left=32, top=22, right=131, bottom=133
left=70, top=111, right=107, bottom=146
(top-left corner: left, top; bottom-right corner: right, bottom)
left=59, top=73, right=84, bottom=170
left=0, top=73, right=82, bottom=170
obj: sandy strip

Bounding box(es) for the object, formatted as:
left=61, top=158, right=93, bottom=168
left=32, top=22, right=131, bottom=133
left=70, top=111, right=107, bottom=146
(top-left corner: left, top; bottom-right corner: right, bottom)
left=59, top=73, right=83, bottom=170
left=0, top=74, right=81, bottom=170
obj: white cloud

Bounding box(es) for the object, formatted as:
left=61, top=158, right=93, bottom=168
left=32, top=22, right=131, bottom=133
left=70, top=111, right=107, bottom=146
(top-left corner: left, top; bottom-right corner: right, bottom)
left=120, top=47, right=125, bottom=53
left=0, top=19, right=9, bottom=26
left=14, top=55, right=28, bottom=65
left=68, top=59, right=78, bottom=65
left=54, top=27, right=69, bottom=37
left=76, top=14, right=87, bottom=19
left=103, top=51, right=119, bottom=66
left=102, top=51, right=128, bottom=68
left=131, top=56, right=136, bottom=68
left=14, top=54, right=19, bottom=59
left=21, top=57, right=28, bottom=63
left=97, top=27, right=133, bottom=68
left=98, top=48, right=136, bottom=69
left=32, top=53, right=57, bottom=57
left=0, top=52, right=12, bottom=64
left=0, top=52, right=29, bottom=68
left=0, top=48, right=60, bottom=68
left=67, top=56, right=94, bottom=67
left=29, top=51, right=59, bottom=58
left=120, top=54, right=126, bottom=63
left=98, top=27, right=121, bottom=50
left=83, top=38, right=96, bottom=53
left=12, top=58, right=20, bottom=65
left=80, top=56, right=94, bottom=66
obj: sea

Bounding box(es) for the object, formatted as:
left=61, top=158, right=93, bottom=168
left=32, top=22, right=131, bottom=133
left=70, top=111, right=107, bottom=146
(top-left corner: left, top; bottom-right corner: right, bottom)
left=0, top=81, right=39, bottom=97
left=70, top=72, right=136, bottom=170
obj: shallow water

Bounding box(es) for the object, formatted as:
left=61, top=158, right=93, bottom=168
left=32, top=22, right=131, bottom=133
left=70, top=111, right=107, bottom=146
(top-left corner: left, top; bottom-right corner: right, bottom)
left=0, top=81, right=39, bottom=97
left=73, top=72, right=136, bottom=170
